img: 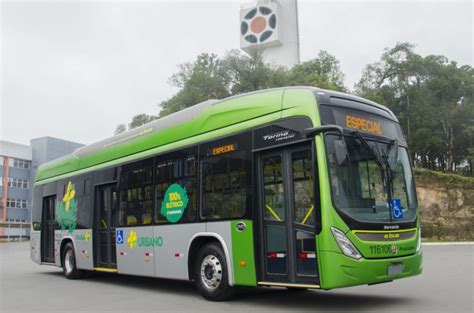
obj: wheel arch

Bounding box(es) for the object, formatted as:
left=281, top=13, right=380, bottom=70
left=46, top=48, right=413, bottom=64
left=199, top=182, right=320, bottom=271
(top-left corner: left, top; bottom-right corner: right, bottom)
left=187, top=232, right=234, bottom=286
left=59, top=236, right=75, bottom=267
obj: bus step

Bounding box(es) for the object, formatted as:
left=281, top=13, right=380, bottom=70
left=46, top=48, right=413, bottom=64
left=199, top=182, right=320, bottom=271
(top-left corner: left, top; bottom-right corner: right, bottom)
left=257, top=282, right=320, bottom=289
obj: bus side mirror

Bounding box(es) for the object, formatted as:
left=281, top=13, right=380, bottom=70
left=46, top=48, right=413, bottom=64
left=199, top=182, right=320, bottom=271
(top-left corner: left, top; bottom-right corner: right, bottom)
left=334, top=139, right=349, bottom=166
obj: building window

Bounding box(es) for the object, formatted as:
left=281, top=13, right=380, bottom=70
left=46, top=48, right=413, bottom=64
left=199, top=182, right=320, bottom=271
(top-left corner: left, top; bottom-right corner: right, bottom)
left=7, top=178, right=29, bottom=189
left=9, top=158, right=31, bottom=169
left=6, top=198, right=28, bottom=209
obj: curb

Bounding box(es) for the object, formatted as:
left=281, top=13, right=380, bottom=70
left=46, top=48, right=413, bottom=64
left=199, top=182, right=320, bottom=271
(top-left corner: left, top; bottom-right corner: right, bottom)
left=422, top=242, right=474, bottom=246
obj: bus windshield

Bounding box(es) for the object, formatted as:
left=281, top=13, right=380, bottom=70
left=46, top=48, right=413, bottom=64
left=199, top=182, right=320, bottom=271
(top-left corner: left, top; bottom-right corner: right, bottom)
left=325, top=134, right=417, bottom=224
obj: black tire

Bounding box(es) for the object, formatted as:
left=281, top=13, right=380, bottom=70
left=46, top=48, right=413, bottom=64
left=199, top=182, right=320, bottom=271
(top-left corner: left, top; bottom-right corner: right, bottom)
left=62, top=243, right=84, bottom=279
left=194, top=243, right=235, bottom=301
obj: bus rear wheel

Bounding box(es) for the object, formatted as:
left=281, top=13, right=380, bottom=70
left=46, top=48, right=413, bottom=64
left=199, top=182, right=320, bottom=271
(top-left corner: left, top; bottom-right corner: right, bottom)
left=194, top=243, right=235, bottom=301
left=62, top=242, right=84, bottom=279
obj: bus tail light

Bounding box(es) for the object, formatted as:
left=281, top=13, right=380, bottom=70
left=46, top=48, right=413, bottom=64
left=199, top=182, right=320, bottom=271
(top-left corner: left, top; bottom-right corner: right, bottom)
left=331, top=227, right=362, bottom=259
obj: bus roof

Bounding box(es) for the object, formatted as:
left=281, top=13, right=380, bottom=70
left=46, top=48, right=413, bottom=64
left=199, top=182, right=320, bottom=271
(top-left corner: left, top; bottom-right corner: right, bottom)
left=35, top=87, right=396, bottom=183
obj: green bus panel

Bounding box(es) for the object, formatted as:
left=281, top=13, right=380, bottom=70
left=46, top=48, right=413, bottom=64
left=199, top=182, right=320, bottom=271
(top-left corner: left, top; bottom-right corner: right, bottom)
left=231, top=220, right=257, bottom=286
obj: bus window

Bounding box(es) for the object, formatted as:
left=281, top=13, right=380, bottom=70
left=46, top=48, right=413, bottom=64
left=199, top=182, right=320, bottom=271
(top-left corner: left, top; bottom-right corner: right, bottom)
left=155, top=148, right=198, bottom=224
left=292, top=149, right=314, bottom=226
left=200, top=134, right=252, bottom=220
left=118, top=159, right=153, bottom=226
left=263, top=155, right=285, bottom=221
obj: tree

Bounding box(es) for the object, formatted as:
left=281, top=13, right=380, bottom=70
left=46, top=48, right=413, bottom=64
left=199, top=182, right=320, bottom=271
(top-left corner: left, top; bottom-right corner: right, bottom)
left=128, top=114, right=158, bottom=129
left=222, top=50, right=289, bottom=95
left=159, top=53, right=231, bottom=117
left=288, top=50, right=346, bottom=91
left=114, top=124, right=126, bottom=135
left=355, top=42, right=474, bottom=174
left=156, top=49, right=346, bottom=117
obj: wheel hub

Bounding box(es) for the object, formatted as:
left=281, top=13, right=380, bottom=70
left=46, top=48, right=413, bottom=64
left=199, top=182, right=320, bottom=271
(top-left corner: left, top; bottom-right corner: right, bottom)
left=64, top=250, right=73, bottom=273
left=200, top=255, right=223, bottom=290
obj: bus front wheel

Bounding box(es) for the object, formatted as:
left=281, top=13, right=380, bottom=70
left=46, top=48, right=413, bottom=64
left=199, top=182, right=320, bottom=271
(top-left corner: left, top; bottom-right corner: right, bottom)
left=194, top=243, right=235, bottom=301
left=62, top=242, right=84, bottom=279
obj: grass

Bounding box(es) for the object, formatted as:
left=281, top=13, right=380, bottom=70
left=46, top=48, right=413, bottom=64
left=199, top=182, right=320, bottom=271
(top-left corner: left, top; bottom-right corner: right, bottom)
left=414, top=167, right=474, bottom=189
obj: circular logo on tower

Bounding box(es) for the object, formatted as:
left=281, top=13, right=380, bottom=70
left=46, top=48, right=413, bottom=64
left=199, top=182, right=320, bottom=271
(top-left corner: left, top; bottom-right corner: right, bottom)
left=160, top=183, right=189, bottom=223
left=240, top=6, right=277, bottom=44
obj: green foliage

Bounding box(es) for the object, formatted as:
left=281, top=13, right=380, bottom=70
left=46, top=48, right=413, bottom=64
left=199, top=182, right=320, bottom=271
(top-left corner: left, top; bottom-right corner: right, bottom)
left=129, top=114, right=158, bottom=129
left=355, top=43, right=474, bottom=175
left=159, top=53, right=231, bottom=117
left=157, top=49, right=346, bottom=117
left=114, top=124, right=126, bottom=135
left=414, top=168, right=474, bottom=189
left=288, top=51, right=346, bottom=91
left=114, top=114, right=158, bottom=134
left=114, top=44, right=473, bottom=176
left=222, top=50, right=289, bottom=94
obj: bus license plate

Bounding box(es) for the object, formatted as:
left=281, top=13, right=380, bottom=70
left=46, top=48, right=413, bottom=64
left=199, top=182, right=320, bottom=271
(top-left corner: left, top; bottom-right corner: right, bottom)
left=388, top=263, right=404, bottom=275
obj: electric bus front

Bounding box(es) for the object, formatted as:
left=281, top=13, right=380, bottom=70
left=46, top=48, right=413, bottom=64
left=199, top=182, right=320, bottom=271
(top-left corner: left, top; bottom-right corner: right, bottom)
left=312, top=94, right=422, bottom=289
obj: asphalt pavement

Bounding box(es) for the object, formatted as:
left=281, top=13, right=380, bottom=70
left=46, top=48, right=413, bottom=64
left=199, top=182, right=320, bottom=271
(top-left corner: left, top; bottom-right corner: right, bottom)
left=1, top=242, right=472, bottom=313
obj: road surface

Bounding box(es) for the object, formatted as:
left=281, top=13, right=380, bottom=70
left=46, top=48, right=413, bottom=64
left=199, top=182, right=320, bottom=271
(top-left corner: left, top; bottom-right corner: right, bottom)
left=1, top=242, right=472, bottom=313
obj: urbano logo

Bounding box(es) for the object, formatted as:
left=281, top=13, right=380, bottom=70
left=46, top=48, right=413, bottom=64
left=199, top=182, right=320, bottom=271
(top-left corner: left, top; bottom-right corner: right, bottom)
left=127, top=230, right=164, bottom=249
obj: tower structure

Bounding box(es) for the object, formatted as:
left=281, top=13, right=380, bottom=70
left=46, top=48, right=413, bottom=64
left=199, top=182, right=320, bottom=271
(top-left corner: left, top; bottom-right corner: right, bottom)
left=239, top=0, right=300, bottom=68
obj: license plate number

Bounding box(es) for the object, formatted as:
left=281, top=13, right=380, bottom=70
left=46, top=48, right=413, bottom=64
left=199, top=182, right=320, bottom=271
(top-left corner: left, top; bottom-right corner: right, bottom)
left=388, top=263, right=404, bottom=275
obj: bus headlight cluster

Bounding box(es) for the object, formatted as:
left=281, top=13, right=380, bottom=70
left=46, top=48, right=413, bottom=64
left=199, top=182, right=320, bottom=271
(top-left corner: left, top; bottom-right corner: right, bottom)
left=331, top=227, right=362, bottom=259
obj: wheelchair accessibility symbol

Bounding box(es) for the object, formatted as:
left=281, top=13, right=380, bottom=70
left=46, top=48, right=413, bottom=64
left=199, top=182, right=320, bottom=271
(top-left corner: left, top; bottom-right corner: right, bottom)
left=116, top=230, right=124, bottom=245
left=391, top=199, right=404, bottom=220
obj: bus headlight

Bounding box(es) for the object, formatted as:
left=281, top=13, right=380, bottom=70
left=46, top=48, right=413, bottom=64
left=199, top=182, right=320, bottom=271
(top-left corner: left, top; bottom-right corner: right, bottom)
left=416, top=229, right=422, bottom=252
left=331, top=227, right=362, bottom=259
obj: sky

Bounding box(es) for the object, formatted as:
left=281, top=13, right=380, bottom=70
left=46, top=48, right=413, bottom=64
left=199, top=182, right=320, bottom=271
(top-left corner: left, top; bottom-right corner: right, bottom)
left=1, top=0, right=472, bottom=146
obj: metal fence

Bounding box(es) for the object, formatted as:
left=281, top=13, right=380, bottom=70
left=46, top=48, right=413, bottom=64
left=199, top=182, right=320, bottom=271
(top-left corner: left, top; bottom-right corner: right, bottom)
left=0, top=222, right=30, bottom=241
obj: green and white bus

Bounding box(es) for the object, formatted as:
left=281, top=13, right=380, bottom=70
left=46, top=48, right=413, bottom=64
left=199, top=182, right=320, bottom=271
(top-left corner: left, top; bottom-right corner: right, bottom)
left=31, top=87, right=422, bottom=301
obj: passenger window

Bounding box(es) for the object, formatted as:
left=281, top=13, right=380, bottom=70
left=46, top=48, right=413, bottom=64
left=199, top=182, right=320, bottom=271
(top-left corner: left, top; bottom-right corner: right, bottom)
left=201, top=133, right=252, bottom=220
left=292, top=150, right=314, bottom=226
left=155, top=148, right=197, bottom=224
left=263, top=155, right=285, bottom=221
left=118, top=159, right=153, bottom=226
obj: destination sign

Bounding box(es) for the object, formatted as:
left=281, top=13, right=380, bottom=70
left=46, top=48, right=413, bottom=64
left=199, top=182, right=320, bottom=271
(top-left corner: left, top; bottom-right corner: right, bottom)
left=211, top=144, right=236, bottom=156
left=345, top=114, right=384, bottom=135
left=320, top=105, right=403, bottom=139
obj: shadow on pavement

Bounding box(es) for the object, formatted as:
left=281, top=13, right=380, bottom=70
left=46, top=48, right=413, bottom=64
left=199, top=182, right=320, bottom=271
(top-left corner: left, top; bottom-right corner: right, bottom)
left=236, top=287, right=415, bottom=310
left=41, top=270, right=415, bottom=310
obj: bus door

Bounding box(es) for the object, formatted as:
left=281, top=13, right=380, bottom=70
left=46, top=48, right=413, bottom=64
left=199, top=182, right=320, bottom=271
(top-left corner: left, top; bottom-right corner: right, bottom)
left=257, top=143, right=319, bottom=285
left=41, top=196, right=56, bottom=263
left=94, top=184, right=117, bottom=268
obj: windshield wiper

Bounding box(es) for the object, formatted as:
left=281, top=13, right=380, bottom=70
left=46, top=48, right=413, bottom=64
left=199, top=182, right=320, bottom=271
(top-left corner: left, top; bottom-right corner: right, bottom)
left=381, top=138, right=399, bottom=221
left=353, top=131, right=393, bottom=221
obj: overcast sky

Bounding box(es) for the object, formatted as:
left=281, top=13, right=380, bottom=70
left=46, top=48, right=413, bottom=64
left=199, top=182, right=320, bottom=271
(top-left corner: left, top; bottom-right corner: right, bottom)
left=1, top=0, right=472, bottom=146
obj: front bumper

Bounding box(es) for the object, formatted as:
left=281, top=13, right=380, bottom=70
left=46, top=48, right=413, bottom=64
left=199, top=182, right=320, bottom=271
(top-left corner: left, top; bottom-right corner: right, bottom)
left=319, top=249, right=423, bottom=289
